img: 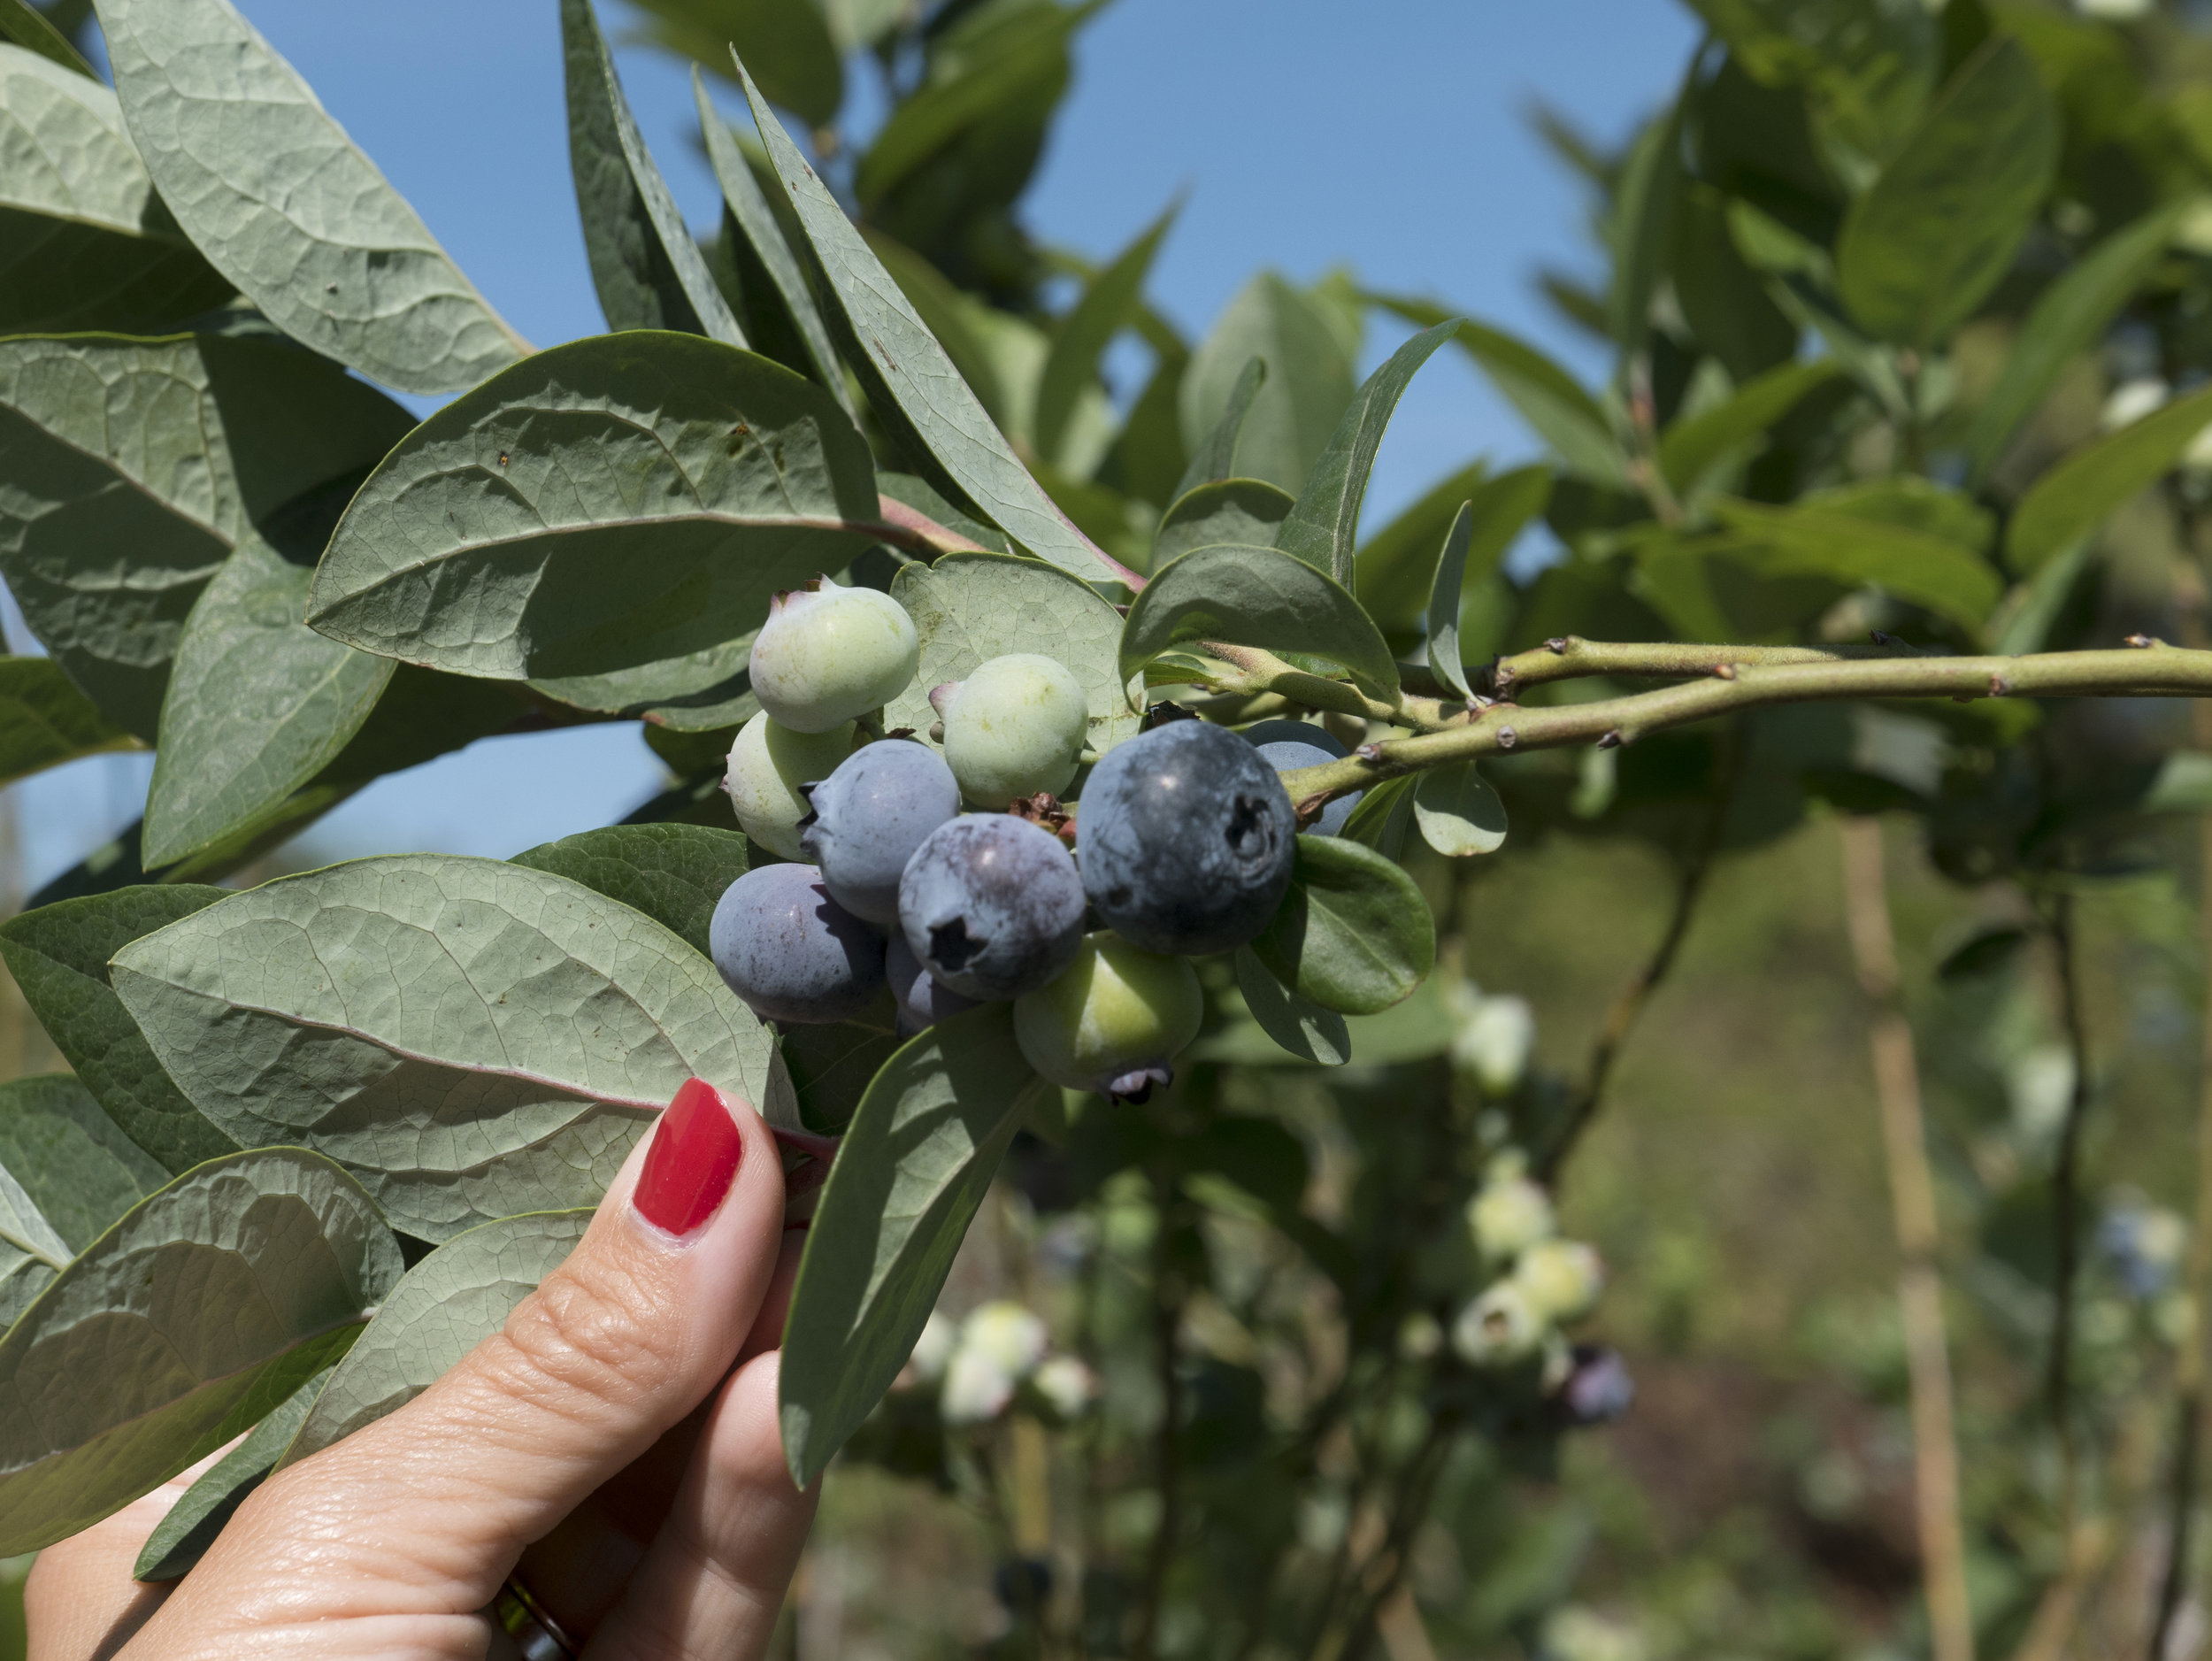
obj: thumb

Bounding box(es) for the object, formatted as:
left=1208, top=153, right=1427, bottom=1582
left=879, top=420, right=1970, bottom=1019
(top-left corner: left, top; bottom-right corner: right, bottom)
left=184, top=1079, right=788, bottom=1619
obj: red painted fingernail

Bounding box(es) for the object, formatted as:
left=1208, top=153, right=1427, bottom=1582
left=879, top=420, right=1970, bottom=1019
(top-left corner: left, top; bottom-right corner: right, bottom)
left=633, top=1080, right=745, bottom=1237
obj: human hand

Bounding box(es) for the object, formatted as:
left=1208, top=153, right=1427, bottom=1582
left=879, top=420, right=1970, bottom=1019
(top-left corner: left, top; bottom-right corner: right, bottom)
left=26, top=1080, right=816, bottom=1661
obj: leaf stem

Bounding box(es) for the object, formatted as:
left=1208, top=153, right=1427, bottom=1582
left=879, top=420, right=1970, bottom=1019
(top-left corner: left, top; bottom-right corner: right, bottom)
left=1486, top=633, right=1931, bottom=697
left=1274, top=641, right=2212, bottom=804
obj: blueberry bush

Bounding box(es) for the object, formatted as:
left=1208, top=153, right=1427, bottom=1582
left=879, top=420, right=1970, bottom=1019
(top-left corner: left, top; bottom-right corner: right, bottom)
left=11, top=0, right=2212, bottom=1654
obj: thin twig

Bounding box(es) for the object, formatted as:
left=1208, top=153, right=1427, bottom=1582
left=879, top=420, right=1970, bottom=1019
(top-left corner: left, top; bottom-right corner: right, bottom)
left=2150, top=607, right=2212, bottom=1661
left=1488, top=634, right=1925, bottom=696
left=2047, top=889, right=2094, bottom=1501
left=1133, top=1170, right=1186, bottom=1661
left=1276, top=642, right=2212, bottom=804
left=1839, top=816, right=1976, bottom=1661
left=1534, top=725, right=1739, bottom=1182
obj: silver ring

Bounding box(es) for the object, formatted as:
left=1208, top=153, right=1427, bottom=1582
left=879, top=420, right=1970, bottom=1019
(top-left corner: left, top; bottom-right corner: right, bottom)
left=495, top=1574, right=583, bottom=1661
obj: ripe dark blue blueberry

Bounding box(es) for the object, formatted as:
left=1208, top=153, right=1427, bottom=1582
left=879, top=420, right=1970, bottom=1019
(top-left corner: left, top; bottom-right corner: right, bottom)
left=710, top=863, right=887, bottom=1024
left=1077, top=719, right=1296, bottom=955
left=799, top=740, right=959, bottom=927
left=886, top=932, right=979, bottom=1035
left=1245, top=721, right=1363, bottom=838
left=898, top=814, right=1086, bottom=1000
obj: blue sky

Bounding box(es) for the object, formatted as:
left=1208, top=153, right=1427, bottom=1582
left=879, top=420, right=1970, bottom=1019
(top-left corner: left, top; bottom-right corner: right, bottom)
left=12, top=0, right=1700, bottom=893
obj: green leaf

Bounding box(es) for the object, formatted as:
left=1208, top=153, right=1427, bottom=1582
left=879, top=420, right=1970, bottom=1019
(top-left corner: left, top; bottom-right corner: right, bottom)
left=142, top=543, right=394, bottom=869
left=0, top=2, right=93, bottom=76
left=1425, top=468, right=1552, bottom=696
left=0, top=42, right=234, bottom=335
left=1173, top=356, right=1264, bottom=499
left=733, top=51, right=1118, bottom=587
left=1338, top=773, right=1415, bottom=861
left=1963, top=204, right=2182, bottom=487
left=1607, top=98, right=1686, bottom=353
left=0, top=1147, right=401, bottom=1555
left=132, top=1365, right=329, bottom=1582
left=306, top=332, right=878, bottom=682
left=0, top=657, right=139, bottom=786
left=854, top=1, right=1091, bottom=207
left=1231, top=945, right=1348, bottom=1067
left=1413, top=763, right=1509, bottom=857
left=1275, top=319, right=1461, bottom=586
left=1690, top=0, right=1937, bottom=170
left=0, top=1074, right=167, bottom=1257
left=0, top=886, right=239, bottom=1174
left=563, top=0, right=744, bottom=345
left=1371, top=295, right=1628, bottom=486
left=1425, top=502, right=1479, bottom=701
left=1180, top=275, right=1356, bottom=496
left=1835, top=37, right=2058, bottom=349
left=886, top=550, right=1140, bottom=757
left=779, top=1004, right=1043, bottom=1488
left=1672, top=183, right=1800, bottom=383
left=1152, top=478, right=1294, bottom=571
left=695, top=68, right=851, bottom=415
left=777, top=1020, right=902, bottom=1136
left=0, top=329, right=414, bottom=740
left=110, top=855, right=775, bottom=1240
left=279, top=1210, right=591, bottom=1471
left=510, top=823, right=752, bottom=959
left=1250, top=835, right=1434, bottom=1017
left=1706, top=495, right=2001, bottom=632
left=633, top=0, right=841, bottom=128
left=93, top=0, right=527, bottom=394
left=529, top=634, right=759, bottom=732
left=1118, top=543, right=1401, bottom=704
left=1352, top=461, right=1489, bottom=634
left=1035, top=202, right=1177, bottom=466
left=2007, top=383, right=2212, bottom=575
left=1656, top=359, right=1842, bottom=494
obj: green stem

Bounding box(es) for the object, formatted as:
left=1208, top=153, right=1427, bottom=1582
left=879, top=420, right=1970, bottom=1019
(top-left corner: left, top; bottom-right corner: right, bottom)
left=1274, top=642, right=2212, bottom=805
left=1487, top=634, right=1928, bottom=697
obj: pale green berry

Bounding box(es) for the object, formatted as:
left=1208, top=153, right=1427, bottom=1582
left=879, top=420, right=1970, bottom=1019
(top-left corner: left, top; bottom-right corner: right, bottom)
left=1013, top=931, right=1202, bottom=1102
left=749, top=577, right=919, bottom=734
left=1514, top=1239, right=1605, bottom=1323
left=940, top=653, right=1089, bottom=808
left=1451, top=1280, right=1544, bottom=1367
left=723, top=712, right=854, bottom=859
left=1466, top=1175, right=1555, bottom=1262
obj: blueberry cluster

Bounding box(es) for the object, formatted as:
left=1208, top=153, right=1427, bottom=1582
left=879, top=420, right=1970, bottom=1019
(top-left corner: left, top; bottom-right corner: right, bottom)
left=1452, top=1160, right=1610, bottom=1385
left=710, top=575, right=1341, bottom=1103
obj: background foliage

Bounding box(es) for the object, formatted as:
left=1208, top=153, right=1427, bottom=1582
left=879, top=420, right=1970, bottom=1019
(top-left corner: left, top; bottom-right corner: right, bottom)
left=16, top=0, right=2212, bottom=1657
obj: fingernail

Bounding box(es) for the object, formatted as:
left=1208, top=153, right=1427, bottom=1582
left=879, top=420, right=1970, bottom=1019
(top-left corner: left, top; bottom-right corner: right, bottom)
left=633, top=1079, right=745, bottom=1238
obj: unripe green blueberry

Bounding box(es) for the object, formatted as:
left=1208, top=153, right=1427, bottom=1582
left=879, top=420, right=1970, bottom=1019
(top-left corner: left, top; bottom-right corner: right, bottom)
left=1451, top=1280, right=1544, bottom=1367
left=1514, top=1239, right=1605, bottom=1323
left=749, top=577, right=919, bottom=733
left=1466, top=1175, right=1555, bottom=1262
left=1013, top=931, right=1202, bottom=1103
left=724, top=712, right=855, bottom=859
left=939, top=653, right=1089, bottom=808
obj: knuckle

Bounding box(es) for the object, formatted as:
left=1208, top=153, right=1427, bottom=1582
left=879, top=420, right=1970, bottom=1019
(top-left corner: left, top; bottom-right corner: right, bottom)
left=491, top=1255, right=681, bottom=1416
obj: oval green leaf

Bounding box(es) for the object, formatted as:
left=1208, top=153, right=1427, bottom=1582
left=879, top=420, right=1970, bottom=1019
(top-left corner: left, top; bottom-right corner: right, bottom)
left=94, top=0, right=527, bottom=393
left=732, top=51, right=1118, bottom=587
left=0, top=657, right=139, bottom=788
left=1181, top=276, right=1354, bottom=497
left=1232, top=944, right=1349, bottom=1067
left=1275, top=317, right=1461, bottom=585
left=1835, top=37, right=2058, bottom=349
left=133, top=1364, right=329, bottom=1582
left=1249, top=835, right=1435, bottom=1017
left=1413, top=762, right=1509, bottom=857
left=2008, top=382, right=2212, bottom=574
left=0, top=885, right=239, bottom=1174
left=510, top=823, right=752, bottom=960
left=280, top=1210, right=592, bottom=1472
left=1153, top=478, right=1294, bottom=572
left=110, top=855, right=774, bottom=1240
left=779, top=1004, right=1043, bottom=1488
left=0, top=1147, right=402, bottom=1555
left=307, top=332, right=879, bottom=682
left=563, top=0, right=743, bottom=345
left=0, top=42, right=232, bottom=335
left=1119, top=543, right=1401, bottom=704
